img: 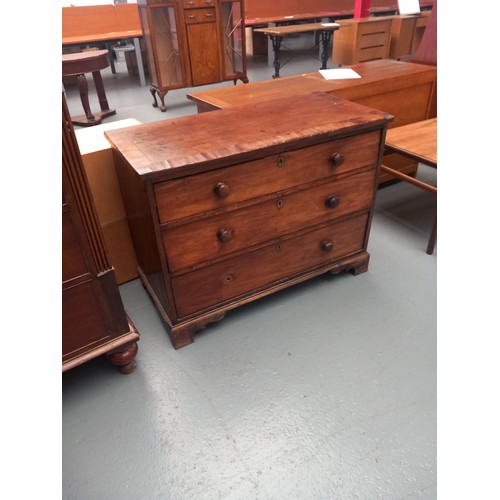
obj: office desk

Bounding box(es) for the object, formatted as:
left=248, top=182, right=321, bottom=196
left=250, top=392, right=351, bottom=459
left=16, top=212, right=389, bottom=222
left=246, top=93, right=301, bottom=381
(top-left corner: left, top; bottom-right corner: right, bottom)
left=383, top=118, right=437, bottom=254
left=254, top=22, right=340, bottom=78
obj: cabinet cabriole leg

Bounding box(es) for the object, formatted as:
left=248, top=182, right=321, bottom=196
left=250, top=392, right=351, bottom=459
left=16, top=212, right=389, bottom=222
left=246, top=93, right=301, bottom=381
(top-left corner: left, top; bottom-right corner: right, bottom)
left=150, top=86, right=159, bottom=108
left=158, top=90, right=168, bottom=112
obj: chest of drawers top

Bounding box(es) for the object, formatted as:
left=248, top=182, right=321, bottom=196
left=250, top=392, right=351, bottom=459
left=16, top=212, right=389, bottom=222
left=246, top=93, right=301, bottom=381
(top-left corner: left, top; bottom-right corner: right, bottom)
left=105, top=92, right=391, bottom=182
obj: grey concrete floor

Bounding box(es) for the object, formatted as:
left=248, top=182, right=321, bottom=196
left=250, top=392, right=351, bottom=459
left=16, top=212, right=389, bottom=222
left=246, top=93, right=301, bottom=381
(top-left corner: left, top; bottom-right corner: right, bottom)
left=62, top=37, right=437, bottom=499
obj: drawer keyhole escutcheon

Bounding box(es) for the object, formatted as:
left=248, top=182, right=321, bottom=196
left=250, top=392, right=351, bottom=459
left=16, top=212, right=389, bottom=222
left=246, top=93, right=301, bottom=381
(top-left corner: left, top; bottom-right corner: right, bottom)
left=329, top=152, right=345, bottom=167
left=217, top=227, right=233, bottom=243
left=325, top=195, right=340, bottom=209
left=276, top=243, right=283, bottom=252
left=277, top=156, right=286, bottom=167
left=214, top=182, right=230, bottom=198
left=276, top=198, right=284, bottom=209
left=321, top=240, right=334, bottom=252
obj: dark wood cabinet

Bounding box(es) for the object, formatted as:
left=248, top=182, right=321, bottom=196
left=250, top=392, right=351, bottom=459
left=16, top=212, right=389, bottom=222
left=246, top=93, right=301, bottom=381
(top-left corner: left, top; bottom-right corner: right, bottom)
left=137, top=0, right=248, bottom=111
left=106, top=93, right=390, bottom=349
left=62, top=93, right=140, bottom=374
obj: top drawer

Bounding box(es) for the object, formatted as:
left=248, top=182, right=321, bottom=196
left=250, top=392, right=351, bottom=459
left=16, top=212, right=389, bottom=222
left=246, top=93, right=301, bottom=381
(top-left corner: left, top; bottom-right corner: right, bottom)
left=184, top=0, right=215, bottom=8
left=154, top=130, right=380, bottom=224
left=356, top=18, right=392, bottom=37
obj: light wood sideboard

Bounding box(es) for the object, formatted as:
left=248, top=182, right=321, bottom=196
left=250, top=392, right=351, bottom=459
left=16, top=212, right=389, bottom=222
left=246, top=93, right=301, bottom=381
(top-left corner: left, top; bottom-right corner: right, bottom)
left=105, top=93, right=390, bottom=349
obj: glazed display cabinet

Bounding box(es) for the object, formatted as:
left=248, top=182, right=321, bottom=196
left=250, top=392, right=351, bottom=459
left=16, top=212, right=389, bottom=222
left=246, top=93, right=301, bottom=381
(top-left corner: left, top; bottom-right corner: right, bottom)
left=138, top=0, right=248, bottom=111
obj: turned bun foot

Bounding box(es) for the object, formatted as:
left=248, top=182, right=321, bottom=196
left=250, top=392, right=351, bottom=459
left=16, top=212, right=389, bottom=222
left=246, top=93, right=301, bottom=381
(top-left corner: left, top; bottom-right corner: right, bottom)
left=107, top=342, right=139, bottom=374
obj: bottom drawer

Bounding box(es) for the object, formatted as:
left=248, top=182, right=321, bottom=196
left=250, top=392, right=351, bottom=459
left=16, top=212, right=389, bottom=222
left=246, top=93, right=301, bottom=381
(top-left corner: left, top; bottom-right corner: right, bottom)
left=171, top=213, right=369, bottom=318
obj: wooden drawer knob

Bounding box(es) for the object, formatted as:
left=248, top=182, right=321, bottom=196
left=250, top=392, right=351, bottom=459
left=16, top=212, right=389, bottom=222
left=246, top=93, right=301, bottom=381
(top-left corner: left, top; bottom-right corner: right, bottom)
left=321, top=240, right=334, bottom=252
left=214, top=182, right=230, bottom=198
left=329, top=152, right=345, bottom=167
left=217, top=227, right=233, bottom=243
left=325, top=195, right=340, bottom=208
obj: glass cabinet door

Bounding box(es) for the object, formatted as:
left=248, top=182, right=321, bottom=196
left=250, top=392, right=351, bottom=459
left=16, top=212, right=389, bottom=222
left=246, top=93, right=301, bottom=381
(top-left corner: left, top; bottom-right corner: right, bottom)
left=140, top=3, right=186, bottom=89
left=220, top=0, right=247, bottom=80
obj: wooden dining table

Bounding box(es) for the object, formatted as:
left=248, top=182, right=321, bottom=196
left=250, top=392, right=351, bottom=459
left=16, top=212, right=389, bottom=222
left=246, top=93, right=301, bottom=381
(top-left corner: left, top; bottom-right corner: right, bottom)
left=382, top=117, right=437, bottom=254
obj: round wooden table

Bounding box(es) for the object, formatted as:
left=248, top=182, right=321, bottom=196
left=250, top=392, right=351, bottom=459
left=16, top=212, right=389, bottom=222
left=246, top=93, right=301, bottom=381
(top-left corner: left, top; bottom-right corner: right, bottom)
left=62, top=49, right=116, bottom=127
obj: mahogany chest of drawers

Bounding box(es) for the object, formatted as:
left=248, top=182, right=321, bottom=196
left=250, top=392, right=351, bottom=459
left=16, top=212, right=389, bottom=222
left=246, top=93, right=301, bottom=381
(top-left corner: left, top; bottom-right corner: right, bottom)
left=105, top=93, right=390, bottom=349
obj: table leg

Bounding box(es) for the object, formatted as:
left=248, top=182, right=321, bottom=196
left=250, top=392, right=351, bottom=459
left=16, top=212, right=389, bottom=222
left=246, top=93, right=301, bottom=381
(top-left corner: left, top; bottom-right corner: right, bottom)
left=270, top=35, right=282, bottom=78
left=426, top=213, right=437, bottom=255
left=92, top=70, right=111, bottom=111
left=75, top=73, right=96, bottom=123
left=266, top=23, right=275, bottom=67
left=320, top=30, right=333, bottom=70
left=70, top=69, right=115, bottom=127
left=107, top=45, right=117, bottom=74
left=133, top=37, right=146, bottom=87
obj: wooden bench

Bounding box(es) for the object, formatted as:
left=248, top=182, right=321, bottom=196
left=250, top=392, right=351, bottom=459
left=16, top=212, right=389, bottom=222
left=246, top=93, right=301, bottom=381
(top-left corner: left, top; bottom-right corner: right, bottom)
left=254, top=22, right=340, bottom=77
left=62, top=4, right=146, bottom=87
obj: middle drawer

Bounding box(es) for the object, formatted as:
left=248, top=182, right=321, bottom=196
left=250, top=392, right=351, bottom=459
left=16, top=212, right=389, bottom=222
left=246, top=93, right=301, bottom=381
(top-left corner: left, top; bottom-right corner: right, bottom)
left=162, top=168, right=376, bottom=272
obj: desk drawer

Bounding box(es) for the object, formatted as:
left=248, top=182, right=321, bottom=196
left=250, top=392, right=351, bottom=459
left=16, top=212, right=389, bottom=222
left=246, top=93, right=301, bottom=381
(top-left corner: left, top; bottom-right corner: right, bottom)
left=358, top=31, right=390, bottom=50
left=184, top=8, right=216, bottom=24
left=171, top=213, right=369, bottom=318
left=357, top=45, right=388, bottom=62
left=356, top=19, right=391, bottom=37
left=154, top=131, right=380, bottom=223
left=162, top=168, right=376, bottom=272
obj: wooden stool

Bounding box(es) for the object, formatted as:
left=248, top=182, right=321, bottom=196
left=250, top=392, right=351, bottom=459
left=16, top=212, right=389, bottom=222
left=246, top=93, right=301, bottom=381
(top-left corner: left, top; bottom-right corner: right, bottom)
left=62, top=50, right=116, bottom=127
